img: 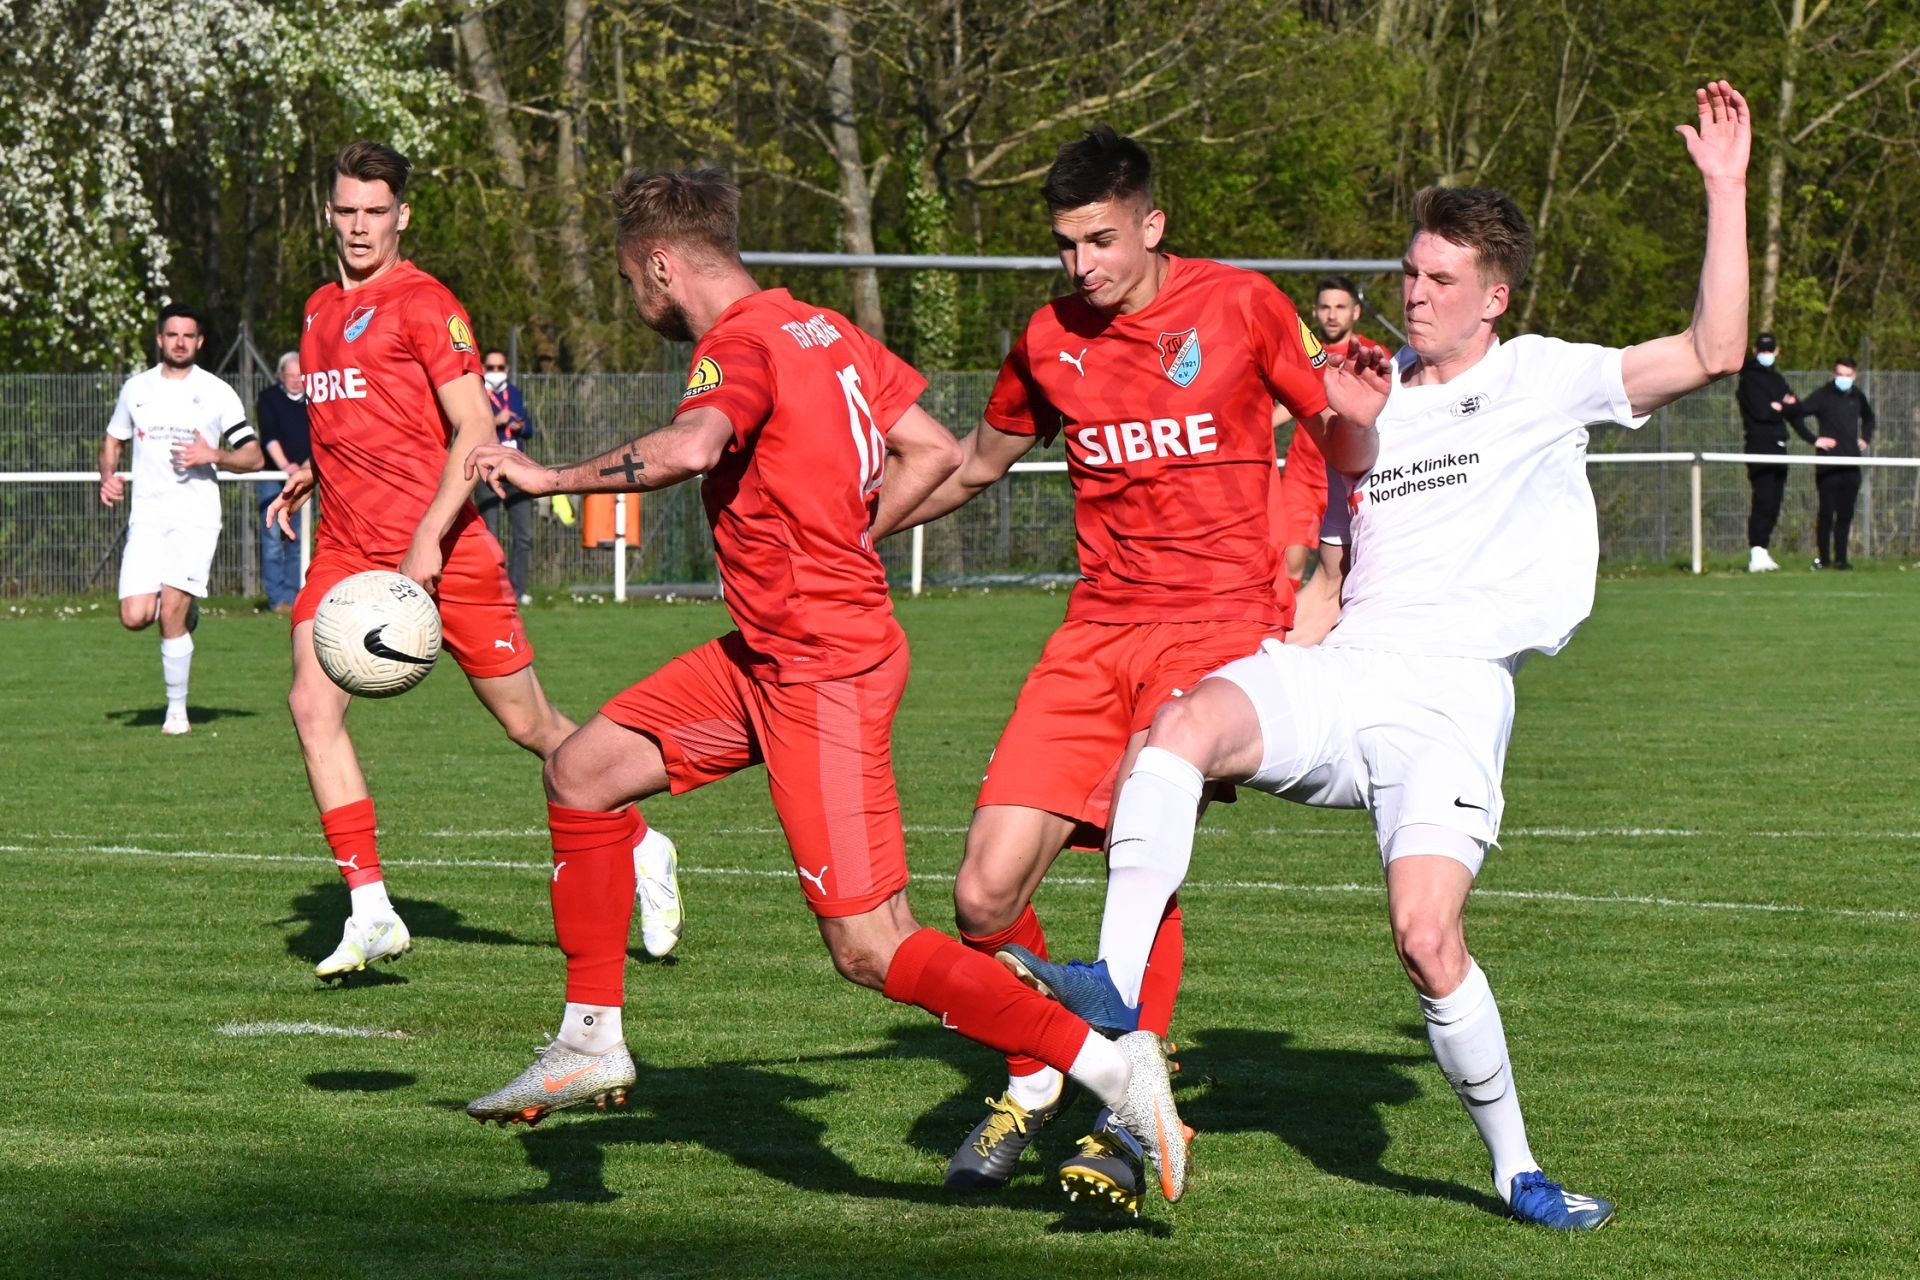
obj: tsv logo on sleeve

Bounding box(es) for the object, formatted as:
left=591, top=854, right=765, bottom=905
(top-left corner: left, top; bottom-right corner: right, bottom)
left=344, top=306, right=377, bottom=343
left=1157, top=328, right=1202, bottom=387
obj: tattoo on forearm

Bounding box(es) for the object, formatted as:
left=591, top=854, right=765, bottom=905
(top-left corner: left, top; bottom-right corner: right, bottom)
left=598, top=452, right=646, bottom=484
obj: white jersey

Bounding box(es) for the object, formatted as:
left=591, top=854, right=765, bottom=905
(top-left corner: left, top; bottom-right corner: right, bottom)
left=1322, top=334, right=1643, bottom=663
left=106, top=365, right=252, bottom=527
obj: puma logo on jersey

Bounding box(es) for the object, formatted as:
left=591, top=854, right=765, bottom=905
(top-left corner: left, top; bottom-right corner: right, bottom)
left=1072, top=413, right=1218, bottom=467
left=797, top=863, right=829, bottom=894
left=304, top=368, right=368, bottom=403
left=1059, top=348, right=1087, bottom=376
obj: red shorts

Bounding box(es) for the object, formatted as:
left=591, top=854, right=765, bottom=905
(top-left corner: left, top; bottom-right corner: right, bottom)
left=601, top=632, right=911, bottom=918
left=1275, top=432, right=1330, bottom=551
left=978, top=618, right=1280, bottom=843
left=293, top=527, right=533, bottom=679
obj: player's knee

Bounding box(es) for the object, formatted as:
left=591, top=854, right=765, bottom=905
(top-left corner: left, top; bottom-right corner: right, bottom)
left=951, top=865, right=1024, bottom=937
left=823, top=934, right=889, bottom=991
left=541, top=750, right=582, bottom=806
left=286, top=678, right=335, bottom=736
left=1391, top=917, right=1467, bottom=996
left=119, top=601, right=152, bottom=630
left=1145, top=696, right=1219, bottom=771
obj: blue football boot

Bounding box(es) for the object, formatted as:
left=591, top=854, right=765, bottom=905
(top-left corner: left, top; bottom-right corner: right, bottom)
left=1507, top=1169, right=1616, bottom=1230
left=993, top=947, right=1139, bottom=1036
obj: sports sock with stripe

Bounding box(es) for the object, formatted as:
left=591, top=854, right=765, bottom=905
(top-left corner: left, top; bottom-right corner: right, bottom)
left=884, top=926, right=1094, bottom=1077
left=1100, top=746, right=1205, bottom=1006
left=548, top=803, right=641, bottom=1005
left=1421, top=959, right=1537, bottom=1201
left=960, top=903, right=1052, bottom=1080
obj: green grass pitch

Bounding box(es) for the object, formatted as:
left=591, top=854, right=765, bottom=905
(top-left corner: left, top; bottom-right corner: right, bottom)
left=2, top=573, right=1916, bottom=1278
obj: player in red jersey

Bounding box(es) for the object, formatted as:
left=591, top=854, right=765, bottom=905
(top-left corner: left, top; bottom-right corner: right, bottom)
left=876, top=126, right=1380, bottom=1208
left=460, top=169, right=1190, bottom=1209
left=267, top=141, right=680, bottom=981
left=1270, top=275, right=1391, bottom=590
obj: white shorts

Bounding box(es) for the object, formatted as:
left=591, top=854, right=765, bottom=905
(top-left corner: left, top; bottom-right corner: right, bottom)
left=1208, top=640, right=1516, bottom=874
left=118, top=521, right=221, bottom=599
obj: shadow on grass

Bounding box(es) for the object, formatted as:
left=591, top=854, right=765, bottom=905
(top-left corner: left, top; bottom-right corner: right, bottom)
left=107, top=704, right=259, bottom=728
left=1178, top=1026, right=1506, bottom=1217
left=306, top=1070, right=416, bottom=1092
left=275, top=882, right=536, bottom=975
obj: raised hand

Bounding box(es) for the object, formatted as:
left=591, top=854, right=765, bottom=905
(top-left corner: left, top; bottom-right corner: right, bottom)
left=1324, top=344, right=1393, bottom=432
left=1676, top=80, right=1750, bottom=185
left=466, top=442, right=555, bottom=499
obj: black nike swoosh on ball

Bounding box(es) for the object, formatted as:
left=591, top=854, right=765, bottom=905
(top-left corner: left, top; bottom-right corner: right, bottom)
left=363, top=628, right=434, bottom=665
left=1452, top=798, right=1488, bottom=812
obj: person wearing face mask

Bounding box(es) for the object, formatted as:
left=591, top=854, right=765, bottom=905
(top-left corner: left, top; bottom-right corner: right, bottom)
left=474, top=348, right=537, bottom=603
left=1785, top=357, right=1876, bottom=570
left=1732, top=332, right=1796, bottom=572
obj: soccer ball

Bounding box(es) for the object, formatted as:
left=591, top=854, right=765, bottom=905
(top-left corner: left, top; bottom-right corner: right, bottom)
left=311, top=571, right=442, bottom=698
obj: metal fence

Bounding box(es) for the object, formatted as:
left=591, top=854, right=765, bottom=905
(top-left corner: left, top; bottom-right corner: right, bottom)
left=4, top=368, right=1918, bottom=598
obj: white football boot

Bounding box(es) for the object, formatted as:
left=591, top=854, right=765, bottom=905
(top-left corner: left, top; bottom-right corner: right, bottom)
left=315, top=913, right=412, bottom=980
left=633, top=830, right=682, bottom=958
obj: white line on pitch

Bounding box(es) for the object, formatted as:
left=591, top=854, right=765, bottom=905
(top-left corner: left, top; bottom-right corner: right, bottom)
left=4, top=840, right=1913, bottom=924
left=216, top=1021, right=411, bottom=1040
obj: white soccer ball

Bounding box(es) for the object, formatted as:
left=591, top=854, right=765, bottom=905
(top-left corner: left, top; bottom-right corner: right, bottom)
left=311, top=570, right=442, bottom=698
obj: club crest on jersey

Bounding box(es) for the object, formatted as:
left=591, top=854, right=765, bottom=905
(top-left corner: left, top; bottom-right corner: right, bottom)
left=447, top=315, right=476, bottom=353
left=1298, top=317, right=1328, bottom=368
left=682, top=356, right=723, bottom=400
left=1451, top=394, right=1489, bottom=418
left=343, top=306, right=376, bottom=343
left=1157, top=328, right=1202, bottom=387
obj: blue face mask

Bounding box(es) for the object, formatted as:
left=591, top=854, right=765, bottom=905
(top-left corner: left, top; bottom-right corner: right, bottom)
left=1834, top=375, right=1854, bottom=393
left=1756, top=352, right=1776, bottom=367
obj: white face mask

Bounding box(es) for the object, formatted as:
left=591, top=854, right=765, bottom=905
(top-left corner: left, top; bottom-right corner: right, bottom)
left=484, top=371, right=508, bottom=391
left=1756, top=352, right=1776, bottom=367
left=1834, top=375, right=1854, bottom=393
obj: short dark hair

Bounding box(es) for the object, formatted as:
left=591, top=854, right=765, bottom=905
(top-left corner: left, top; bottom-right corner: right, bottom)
left=1835, top=357, right=1857, bottom=372
left=612, top=168, right=740, bottom=261
left=1041, top=125, right=1152, bottom=213
left=156, top=302, right=202, bottom=334
left=1315, top=274, right=1361, bottom=302
left=1410, top=186, right=1534, bottom=288
left=331, top=140, right=412, bottom=199
left=483, top=348, right=508, bottom=363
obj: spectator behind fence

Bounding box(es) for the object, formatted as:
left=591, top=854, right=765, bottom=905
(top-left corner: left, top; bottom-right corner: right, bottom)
left=1786, top=357, right=1876, bottom=570
left=474, top=347, right=536, bottom=604
left=1733, top=331, right=1796, bottom=573
left=255, top=350, right=312, bottom=612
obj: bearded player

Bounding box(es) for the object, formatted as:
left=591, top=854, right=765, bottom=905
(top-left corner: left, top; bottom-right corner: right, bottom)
left=268, top=141, right=680, bottom=980
left=460, top=169, right=1187, bottom=1209
left=1269, top=276, right=1389, bottom=590
left=876, top=125, right=1379, bottom=1209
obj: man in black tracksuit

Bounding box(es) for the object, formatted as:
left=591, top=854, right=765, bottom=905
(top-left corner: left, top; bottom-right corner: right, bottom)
left=1786, top=357, right=1876, bottom=569
left=1733, top=332, right=1797, bottom=572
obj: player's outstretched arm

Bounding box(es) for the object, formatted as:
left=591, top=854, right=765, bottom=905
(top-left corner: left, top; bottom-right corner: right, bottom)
left=469, top=406, right=736, bottom=499
left=1311, top=345, right=1392, bottom=476
left=870, top=405, right=964, bottom=540
left=870, top=420, right=1034, bottom=539
left=1621, top=81, right=1751, bottom=417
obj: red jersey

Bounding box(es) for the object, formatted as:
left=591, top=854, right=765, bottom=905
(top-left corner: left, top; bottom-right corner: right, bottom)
left=1283, top=330, right=1389, bottom=480
left=681, top=289, right=927, bottom=683
left=986, top=256, right=1328, bottom=625
left=300, top=261, right=485, bottom=559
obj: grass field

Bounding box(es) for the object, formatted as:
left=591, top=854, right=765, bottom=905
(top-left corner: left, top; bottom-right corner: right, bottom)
left=3, top=573, right=1917, bottom=1278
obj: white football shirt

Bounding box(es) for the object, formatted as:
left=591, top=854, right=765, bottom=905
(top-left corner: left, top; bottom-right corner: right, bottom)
left=106, top=365, right=252, bottom=527
left=1322, top=334, right=1644, bottom=662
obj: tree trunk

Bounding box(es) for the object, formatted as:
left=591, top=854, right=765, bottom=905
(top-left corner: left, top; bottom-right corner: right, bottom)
left=826, top=7, right=886, bottom=340
left=1760, top=0, right=1807, bottom=332
left=556, top=0, right=603, bottom=369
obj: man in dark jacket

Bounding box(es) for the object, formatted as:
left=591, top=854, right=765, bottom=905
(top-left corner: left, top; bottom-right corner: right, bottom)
left=1733, top=332, right=1796, bottom=572
left=1786, top=357, right=1876, bottom=569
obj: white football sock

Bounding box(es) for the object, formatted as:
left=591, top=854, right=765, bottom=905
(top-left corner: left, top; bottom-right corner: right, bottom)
left=633, top=825, right=674, bottom=878
left=558, top=1001, right=624, bottom=1054
left=349, top=881, right=394, bottom=918
left=1099, top=746, right=1205, bottom=1006
left=160, top=633, right=193, bottom=713
left=1420, top=959, right=1537, bottom=1201
left=1066, top=1031, right=1129, bottom=1110
left=1007, top=1065, right=1063, bottom=1111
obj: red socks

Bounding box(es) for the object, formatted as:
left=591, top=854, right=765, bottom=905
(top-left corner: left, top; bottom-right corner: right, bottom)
left=548, top=803, right=641, bottom=1005
left=321, top=798, right=381, bottom=889
left=960, top=904, right=1051, bottom=1076
left=885, top=927, right=1089, bottom=1071
left=1138, top=896, right=1184, bottom=1037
